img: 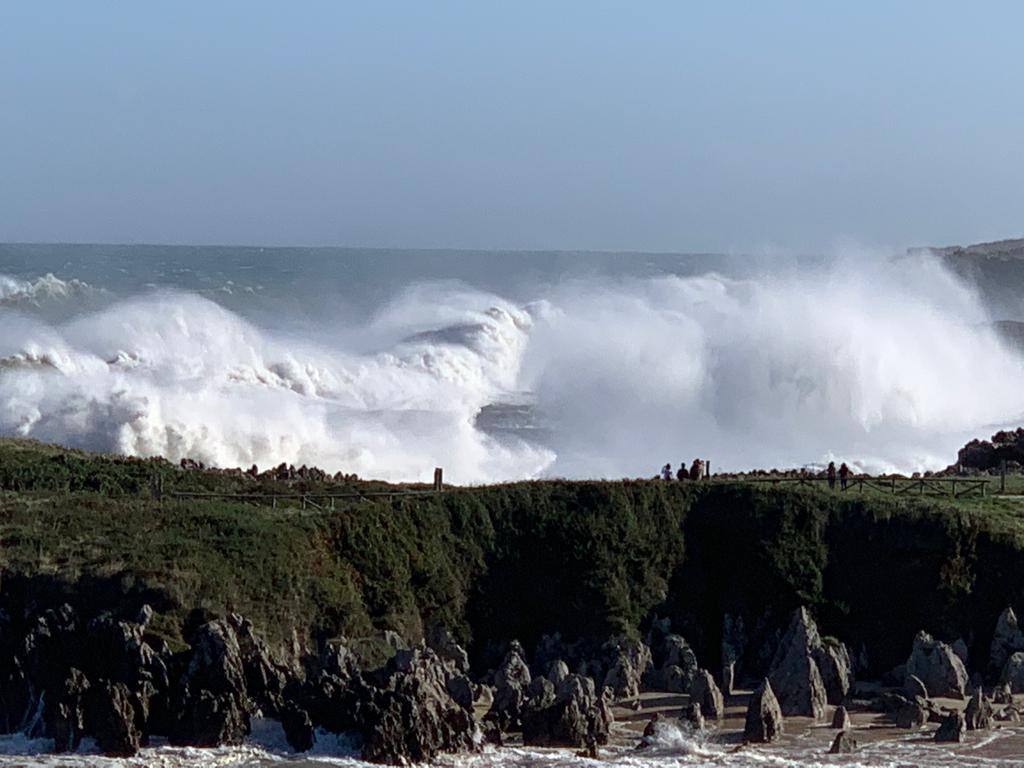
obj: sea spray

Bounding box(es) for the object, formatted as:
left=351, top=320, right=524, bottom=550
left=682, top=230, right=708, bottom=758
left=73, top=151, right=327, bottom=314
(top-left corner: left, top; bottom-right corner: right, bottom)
left=1, top=247, right=1024, bottom=480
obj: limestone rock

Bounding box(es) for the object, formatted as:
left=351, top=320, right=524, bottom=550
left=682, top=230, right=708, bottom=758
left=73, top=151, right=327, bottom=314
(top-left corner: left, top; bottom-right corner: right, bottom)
left=527, top=676, right=556, bottom=709
left=689, top=669, right=724, bottom=720
left=547, top=660, right=570, bottom=685
left=990, top=607, right=1024, bottom=676
left=996, top=705, right=1020, bottom=723
left=89, top=682, right=142, bottom=757
left=486, top=641, right=532, bottom=731
left=743, top=678, right=784, bottom=744
left=359, top=648, right=478, bottom=764
left=905, top=631, right=968, bottom=700
left=49, top=668, right=90, bottom=753
left=602, top=639, right=651, bottom=700
left=964, top=690, right=994, bottom=731
left=994, top=682, right=1013, bottom=705
left=828, top=730, right=857, bottom=754
left=768, top=608, right=828, bottom=719
left=895, top=697, right=928, bottom=728
left=934, top=710, right=966, bottom=742
left=426, top=625, right=471, bottom=674
left=1002, top=651, right=1024, bottom=693
left=904, top=674, right=929, bottom=699
left=521, top=673, right=612, bottom=748
left=646, top=633, right=699, bottom=692
left=815, top=639, right=852, bottom=705
left=281, top=705, right=314, bottom=752
left=952, top=639, right=969, bottom=668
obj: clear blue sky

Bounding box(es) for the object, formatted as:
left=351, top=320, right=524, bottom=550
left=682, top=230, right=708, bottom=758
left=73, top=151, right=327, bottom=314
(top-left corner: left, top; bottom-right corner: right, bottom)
left=1, top=2, right=1022, bottom=252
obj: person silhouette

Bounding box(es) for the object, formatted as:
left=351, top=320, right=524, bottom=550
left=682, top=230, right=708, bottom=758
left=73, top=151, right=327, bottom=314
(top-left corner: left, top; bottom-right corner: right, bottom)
left=839, top=462, right=850, bottom=490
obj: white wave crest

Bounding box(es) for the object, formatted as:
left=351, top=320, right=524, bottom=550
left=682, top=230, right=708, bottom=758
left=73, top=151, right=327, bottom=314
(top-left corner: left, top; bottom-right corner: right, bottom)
left=0, top=287, right=552, bottom=483
left=521, top=249, right=1024, bottom=476
left=1, top=249, right=1024, bottom=480
left=0, top=273, right=93, bottom=307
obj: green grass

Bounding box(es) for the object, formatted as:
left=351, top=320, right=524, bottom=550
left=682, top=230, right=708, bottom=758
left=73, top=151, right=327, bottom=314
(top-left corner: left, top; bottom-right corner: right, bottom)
left=3, top=438, right=1024, bottom=675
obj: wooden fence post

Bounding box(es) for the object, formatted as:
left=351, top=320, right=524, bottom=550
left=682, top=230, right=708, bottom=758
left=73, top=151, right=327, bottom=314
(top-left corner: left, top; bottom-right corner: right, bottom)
left=433, top=467, right=443, bottom=492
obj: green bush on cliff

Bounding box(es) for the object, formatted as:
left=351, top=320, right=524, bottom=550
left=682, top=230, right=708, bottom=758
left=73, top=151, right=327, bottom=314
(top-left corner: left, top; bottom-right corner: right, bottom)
left=2, top=437, right=1024, bottom=675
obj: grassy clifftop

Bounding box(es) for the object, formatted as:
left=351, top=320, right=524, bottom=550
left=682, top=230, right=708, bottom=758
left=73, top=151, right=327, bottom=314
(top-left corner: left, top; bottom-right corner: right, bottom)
left=2, top=438, right=1024, bottom=674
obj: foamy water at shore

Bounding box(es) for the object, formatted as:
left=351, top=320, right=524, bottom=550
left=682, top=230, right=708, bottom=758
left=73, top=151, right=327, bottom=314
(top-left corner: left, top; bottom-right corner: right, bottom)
left=0, top=718, right=1021, bottom=768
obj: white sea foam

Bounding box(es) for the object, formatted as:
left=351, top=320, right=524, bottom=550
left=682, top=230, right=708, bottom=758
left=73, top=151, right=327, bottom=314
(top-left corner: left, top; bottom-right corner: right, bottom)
left=0, top=719, right=1021, bottom=767
left=0, top=274, right=93, bottom=307
left=1, top=248, right=1023, bottom=480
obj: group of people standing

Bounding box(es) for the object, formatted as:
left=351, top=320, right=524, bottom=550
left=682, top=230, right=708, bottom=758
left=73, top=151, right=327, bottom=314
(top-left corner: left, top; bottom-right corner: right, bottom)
left=661, top=459, right=705, bottom=481
left=826, top=461, right=851, bottom=490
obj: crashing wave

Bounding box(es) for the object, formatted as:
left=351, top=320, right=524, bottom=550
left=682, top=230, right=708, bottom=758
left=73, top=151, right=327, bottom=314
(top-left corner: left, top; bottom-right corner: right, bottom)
left=2, top=248, right=1024, bottom=481
left=0, top=273, right=94, bottom=307
left=0, top=289, right=553, bottom=483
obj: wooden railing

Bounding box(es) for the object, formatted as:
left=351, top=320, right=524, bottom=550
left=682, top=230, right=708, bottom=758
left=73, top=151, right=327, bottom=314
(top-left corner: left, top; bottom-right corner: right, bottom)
left=734, top=475, right=988, bottom=498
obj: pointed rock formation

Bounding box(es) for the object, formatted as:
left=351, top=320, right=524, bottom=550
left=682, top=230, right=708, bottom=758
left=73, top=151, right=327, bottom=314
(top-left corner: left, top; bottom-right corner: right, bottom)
left=934, top=710, right=966, bottom=742
left=905, top=631, right=968, bottom=700
left=743, top=678, right=784, bottom=744
left=831, top=704, right=851, bottom=730
left=990, top=607, right=1024, bottom=676
left=1004, top=651, right=1024, bottom=693
left=486, top=641, right=532, bottom=731
left=688, top=669, right=724, bottom=720
left=964, top=689, right=994, bottom=731
left=768, top=608, right=829, bottom=719
left=828, top=730, right=856, bottom=754
left=904, top=674, right=929, bottom=699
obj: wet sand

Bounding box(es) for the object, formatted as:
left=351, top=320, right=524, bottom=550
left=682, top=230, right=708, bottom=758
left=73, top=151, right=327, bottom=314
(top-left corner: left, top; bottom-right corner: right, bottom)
left=606, top=687, right=1024, bottom=761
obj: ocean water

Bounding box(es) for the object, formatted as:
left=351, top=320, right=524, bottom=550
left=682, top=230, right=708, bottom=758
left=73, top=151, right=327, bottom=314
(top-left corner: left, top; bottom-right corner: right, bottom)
left=3, top=243, right=1024, bottom=483
left=0, top=718, right=1021, bottom=768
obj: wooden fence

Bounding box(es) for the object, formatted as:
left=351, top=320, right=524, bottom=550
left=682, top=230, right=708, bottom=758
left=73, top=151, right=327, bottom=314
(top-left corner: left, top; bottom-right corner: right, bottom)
left=736, top=475, right=988, bottom=498
left=167, top=489, right=441, bottom=509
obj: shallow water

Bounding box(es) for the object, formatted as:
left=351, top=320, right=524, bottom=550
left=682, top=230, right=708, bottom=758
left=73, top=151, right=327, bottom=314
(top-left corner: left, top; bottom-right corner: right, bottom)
left=0, top=719, right=1020, bottom=768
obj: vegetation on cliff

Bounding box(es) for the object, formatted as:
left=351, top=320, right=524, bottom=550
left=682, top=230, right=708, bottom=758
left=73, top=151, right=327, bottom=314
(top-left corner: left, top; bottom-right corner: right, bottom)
left=1, top=437, right=1024, bottom=677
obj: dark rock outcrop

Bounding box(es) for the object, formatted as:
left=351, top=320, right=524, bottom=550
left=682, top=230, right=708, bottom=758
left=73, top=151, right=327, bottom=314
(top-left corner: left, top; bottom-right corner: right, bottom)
left=281, top=705, right=315, bottom=753
left=767, top=608, right=829, bottom=719
left=964, top=690, right=994, bottom=731
left=359, top=648, right=478, bottom=765
left=688, top=669, right=724, bottom=720
left=905, top=631, right=967, bottom=700
left=1002, top=651, right=1024, bottom=693
left=601, top=638, right=651, bottom=700
left=828, top=730, right=856, bottom=754
left=427, top=625, right=470, bottom=675
left=521, top=673, right=612, bottom=748
left=904, top=674, right=929, bottom=699
left=831, top=704, right=850, bottom=730
left=934, top=710, right=966, bottom=742
left=743, top=678, right=784, bottom=744
left=49, top=668, right=90, bottom=752
left=990, top=607, right=1024, bottom=676
left=88, top=682, right=142, bottom=757
left=645, top=630, right=698, bottom=693
left=994, top=682, right=1013, bottom=704
left=485, top=641, right=532, bottom=732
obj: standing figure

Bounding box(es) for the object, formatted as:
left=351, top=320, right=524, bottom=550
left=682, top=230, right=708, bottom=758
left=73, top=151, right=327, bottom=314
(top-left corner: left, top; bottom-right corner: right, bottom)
left=690, top=458, right=704, bottom=481
left=676, top=463, right=689, bottom=482
left=826, top=461, right=837, bottom=490
left=661, top=463, right=673, bottom=481
left=838, top=462, right=850, bottom=491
